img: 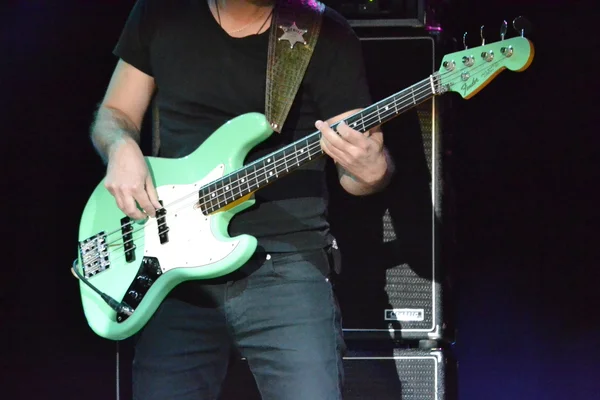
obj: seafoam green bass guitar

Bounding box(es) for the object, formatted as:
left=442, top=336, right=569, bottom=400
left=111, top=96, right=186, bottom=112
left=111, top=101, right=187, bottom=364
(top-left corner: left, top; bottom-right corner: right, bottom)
left=74, top=35, right=534, bottom=340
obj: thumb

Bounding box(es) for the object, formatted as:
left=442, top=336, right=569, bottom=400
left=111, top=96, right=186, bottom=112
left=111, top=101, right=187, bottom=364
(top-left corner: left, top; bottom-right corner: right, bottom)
left=145, top=175, right=162, bottom=210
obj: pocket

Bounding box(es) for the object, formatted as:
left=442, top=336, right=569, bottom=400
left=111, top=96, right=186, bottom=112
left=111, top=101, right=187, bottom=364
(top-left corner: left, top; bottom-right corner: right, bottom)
left=270, top=248, right=331, bottom=282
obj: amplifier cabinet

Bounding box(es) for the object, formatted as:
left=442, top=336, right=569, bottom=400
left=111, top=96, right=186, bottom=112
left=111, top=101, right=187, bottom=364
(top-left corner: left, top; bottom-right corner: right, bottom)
left=343, top=348, right=449, bottom=400
left=216, top=348, right=451, bottom=400
left=328, top=35, right=450, bottom=342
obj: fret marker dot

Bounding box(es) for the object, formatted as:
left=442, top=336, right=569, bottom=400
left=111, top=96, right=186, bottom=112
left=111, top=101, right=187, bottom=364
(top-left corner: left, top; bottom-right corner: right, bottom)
left=212, top=193, right=216, bottom=197
left=225, top=186, right=229, bottom=190
left=267, top=158, right=271, bottom=163
left=241, top=178, right=245, bottom=183
left=269, top=172, right=273, bottom=176
left=384, top=106, right=389, bottom=110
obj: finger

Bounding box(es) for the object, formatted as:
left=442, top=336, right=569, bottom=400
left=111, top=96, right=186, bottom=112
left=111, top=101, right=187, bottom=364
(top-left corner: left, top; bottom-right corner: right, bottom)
left=316, top=120, right=354, bottom=155
left=106, top=183, right=127, bottom=213
left=145, top=175, right=162, bottom=210
left=336, top=121, right=369, bottom=148
left=133, top=186, right=157, bottom=218
left=320, top=136, right=350, bottom=166
left=113, top=191, right=126, bottom=212
left=121, top=190, right=147, bottom=220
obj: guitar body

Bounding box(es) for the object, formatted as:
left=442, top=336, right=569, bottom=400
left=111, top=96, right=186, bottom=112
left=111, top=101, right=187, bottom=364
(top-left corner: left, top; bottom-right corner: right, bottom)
left=77, top=112, right=272, bottom=341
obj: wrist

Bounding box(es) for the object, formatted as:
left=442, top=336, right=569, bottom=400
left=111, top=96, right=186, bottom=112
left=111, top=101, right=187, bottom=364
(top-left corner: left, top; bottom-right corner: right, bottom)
left=365, top=148, right=393, bottom=189
left=107, top=135, right=138, bottom=158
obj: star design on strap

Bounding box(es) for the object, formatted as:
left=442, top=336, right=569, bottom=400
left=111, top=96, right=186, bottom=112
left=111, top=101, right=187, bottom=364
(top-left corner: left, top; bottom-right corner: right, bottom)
left=278, top=22, right=307, bottom=49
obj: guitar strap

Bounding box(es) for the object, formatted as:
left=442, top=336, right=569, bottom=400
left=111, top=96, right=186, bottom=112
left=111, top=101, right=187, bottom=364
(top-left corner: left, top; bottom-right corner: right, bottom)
left=265, top=0, right=325, bottom=133
left=151, top=0, right=325, bottom=155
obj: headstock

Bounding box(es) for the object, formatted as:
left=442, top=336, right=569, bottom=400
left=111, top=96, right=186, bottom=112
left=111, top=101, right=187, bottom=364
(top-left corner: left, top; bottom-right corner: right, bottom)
left=436, top=17, right=535, bottom=99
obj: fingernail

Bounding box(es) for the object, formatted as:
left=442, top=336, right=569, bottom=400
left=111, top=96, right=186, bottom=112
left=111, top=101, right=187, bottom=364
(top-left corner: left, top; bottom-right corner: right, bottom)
left=315, top=120, right=323, bottom=128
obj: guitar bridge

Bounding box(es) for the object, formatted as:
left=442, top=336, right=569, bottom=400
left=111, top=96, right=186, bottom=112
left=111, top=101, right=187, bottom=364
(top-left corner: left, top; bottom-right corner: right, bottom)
left=79, top=232, right=110, bottom=278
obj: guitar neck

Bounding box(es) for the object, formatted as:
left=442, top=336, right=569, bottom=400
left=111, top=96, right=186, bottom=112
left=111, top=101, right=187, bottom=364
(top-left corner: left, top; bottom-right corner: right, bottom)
left=199, top=74, right=439, bottom=214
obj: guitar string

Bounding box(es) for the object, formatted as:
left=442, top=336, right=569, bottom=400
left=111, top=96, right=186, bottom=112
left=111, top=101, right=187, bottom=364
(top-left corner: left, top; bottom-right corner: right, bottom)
left=195, top=52, right=514, bottom=212
left=86, top=136, right=363, bottom=269
left=86, top=56, right=509, bottom=257
left=92, top=66, right=482, bottom=260
left=158, top=54, right=509, bottom=216
left=93, top=57, right=500, bottom=258
left=96, top=78, right=435, bottom=250
left=95, top=78, right=432, bottom=249
left=84, top=139, right=340, bottom=269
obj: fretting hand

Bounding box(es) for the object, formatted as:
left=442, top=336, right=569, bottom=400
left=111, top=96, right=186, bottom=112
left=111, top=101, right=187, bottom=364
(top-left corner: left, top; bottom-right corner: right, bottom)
left=316, top=119, right=388, bottom=187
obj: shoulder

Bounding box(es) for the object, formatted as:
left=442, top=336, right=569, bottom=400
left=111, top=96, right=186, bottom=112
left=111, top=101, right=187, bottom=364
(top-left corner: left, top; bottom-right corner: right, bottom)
left=321, top=5, right=355, bottom=37
left=316, top=4, right=359, bottom=50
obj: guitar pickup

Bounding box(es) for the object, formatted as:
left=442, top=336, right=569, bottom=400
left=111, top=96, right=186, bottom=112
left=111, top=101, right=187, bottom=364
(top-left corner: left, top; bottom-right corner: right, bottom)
left=157, top=200, right=169, bottom=245
left=121, top=217, right=136, bottom=263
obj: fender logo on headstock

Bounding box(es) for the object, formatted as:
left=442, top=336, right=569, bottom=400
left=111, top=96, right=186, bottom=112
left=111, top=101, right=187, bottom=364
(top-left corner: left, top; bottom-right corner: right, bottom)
left=461, top=77, right=480, bottom=96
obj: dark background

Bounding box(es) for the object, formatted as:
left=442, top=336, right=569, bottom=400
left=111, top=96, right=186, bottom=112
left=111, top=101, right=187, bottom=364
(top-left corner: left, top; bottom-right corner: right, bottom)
left=1, top=0, right=598, bottom=399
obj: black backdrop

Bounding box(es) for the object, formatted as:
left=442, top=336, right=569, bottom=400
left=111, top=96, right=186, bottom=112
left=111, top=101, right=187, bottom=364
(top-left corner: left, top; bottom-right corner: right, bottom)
left=1, top=0, right=598, bottom=399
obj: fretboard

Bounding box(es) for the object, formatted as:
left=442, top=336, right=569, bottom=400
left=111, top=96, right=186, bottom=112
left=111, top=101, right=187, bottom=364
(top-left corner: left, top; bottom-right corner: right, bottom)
left=199, top=75, right=438, bottom=214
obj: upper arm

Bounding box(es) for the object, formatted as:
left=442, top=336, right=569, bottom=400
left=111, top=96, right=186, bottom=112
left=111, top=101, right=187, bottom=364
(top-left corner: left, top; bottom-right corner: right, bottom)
left=100, top=59, right=156, bottom=131
left=309, top=9, right=372, bottom=122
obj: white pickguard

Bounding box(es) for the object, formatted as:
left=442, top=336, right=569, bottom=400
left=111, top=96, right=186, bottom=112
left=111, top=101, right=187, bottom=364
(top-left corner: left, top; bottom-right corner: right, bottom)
left=142, top=164, right=240, bottom=273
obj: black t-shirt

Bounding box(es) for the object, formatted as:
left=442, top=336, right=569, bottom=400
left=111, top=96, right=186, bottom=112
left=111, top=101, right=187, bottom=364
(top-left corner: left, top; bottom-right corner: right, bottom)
left=114, top=0, right=372, bottom=252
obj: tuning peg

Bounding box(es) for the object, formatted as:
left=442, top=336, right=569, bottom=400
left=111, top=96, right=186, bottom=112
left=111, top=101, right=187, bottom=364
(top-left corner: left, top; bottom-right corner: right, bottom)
left=513, top=16, right=532, bottom=37
left=463, top=32, right=468, bottom=49
left=480, top=25, right=485, bottom=45
left=500, top=20, right=507, bottom=40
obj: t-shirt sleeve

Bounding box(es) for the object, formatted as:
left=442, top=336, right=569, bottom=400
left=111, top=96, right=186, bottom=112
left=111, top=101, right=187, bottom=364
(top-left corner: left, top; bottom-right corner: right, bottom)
left=113, top=0, right=154, bottom=76
left=308, top=8, right=372, bottom=121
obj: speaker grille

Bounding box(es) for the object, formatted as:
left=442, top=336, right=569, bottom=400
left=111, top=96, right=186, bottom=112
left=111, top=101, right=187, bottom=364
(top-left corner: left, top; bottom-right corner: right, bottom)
left=343, top=349, right=446, bottom=400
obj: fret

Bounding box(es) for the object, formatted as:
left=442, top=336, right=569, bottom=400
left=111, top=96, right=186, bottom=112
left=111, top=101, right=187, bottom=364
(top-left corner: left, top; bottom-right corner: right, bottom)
left=306, top=138, right=312, bottom=161
left=209, top=183, right=218, bottom=210
left=299, top=143, right=306, bottom=163
left=236, top=172, right=243, bottom=199
left=215, top=183, right=223, bottom=211
left=225, top=176, right=232, bottom=203
left=348, top=115, right=358, bottom=131
left=252, top=164, right=259, bottom=190
left=242, top=171, right=251, bottom=195
left=267, top=158, right=276, bottom=180
left=294, top=143, right=300, bottom=166
left=359, top=110, right=366, bottom=132
left=270, top=153, right=279, bottom=178
left=310, top=138, right=322, bottom=158
left=198, top=188, right=207, bottom=211
left=282, top=147, right=289, bottom=172
left=262, top=159, right=269, bottom=183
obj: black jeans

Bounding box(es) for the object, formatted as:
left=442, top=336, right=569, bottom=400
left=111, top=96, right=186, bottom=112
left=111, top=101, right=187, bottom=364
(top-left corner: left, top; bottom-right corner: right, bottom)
left=131, top=248, right=345, bottom=400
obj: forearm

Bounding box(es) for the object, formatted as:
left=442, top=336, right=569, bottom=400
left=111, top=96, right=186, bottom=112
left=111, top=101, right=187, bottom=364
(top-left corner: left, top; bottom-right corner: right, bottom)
left=90, top=106, right=141, bottom=164
left=338, top=146, right=394, bottom=196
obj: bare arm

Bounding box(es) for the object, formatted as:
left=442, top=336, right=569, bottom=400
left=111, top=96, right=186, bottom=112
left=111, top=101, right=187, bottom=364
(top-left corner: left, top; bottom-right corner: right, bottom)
left=91, top=60, right=156, bottom=163
left=91, top=59, right=161, bottom=219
